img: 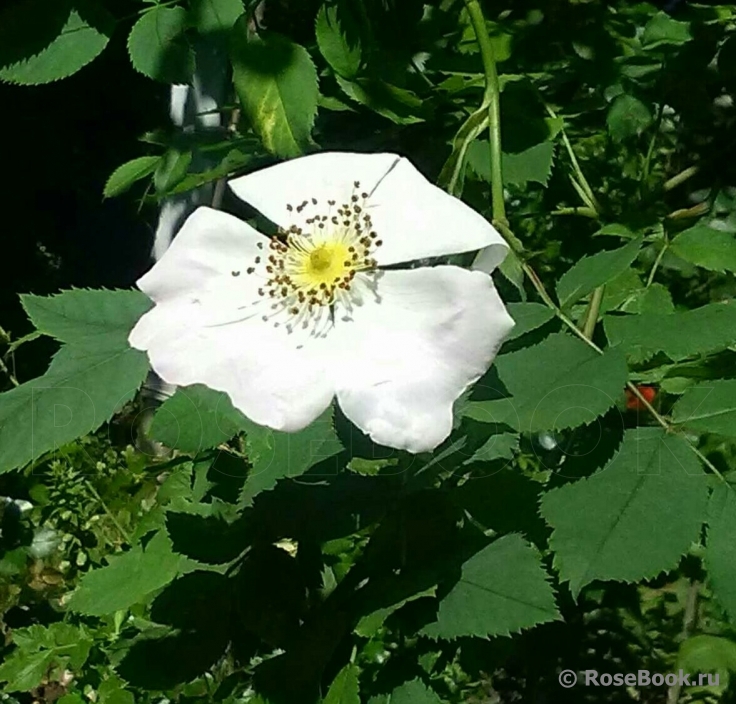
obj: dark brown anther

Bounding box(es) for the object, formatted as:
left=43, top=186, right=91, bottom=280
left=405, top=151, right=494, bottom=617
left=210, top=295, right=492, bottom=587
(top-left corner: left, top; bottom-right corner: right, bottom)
left=246, top=267, right=255, bottom=274
left=354, top=181, right=360, bottom=188
left=257, top=242, right=264, bottom=249
left=287, top=204, right=293, bottom=211
left=328, top=199, right=336, bottom=206
left=266, top=266, right=273, bottom=273
left=375, top=239, right=383, bottom=246
left=255, top=256, right=261, bottom=264
left=231, top=271, right=240, bottom=277
left=351, top=195, right=359, bottom=202
left=311, top=198, right=317, bottom=205
left=343, top=260, right=351, bottom=266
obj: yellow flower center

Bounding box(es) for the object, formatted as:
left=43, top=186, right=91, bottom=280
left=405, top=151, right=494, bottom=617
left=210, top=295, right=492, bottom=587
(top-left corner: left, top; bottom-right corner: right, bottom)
left=240, top=181, right=383, bottom=330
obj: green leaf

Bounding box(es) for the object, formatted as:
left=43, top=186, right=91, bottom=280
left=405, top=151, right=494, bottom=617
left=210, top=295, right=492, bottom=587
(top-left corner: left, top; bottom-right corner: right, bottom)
left=0, top=623, right=92, bottom=692
left=151, top=385, right=250, bottom=453
left=0, top=649, right=53, bottom=692
left=190, top=0, right=244, bottom=35
left=240, top=406, right=343, bottom=504
left=607, top=94, right=652, bottom=141
left=556, top=238, right=642, bottom=309
left=231, top=26, right=318, bottom=157
left=316, top=2, right=361, bottom=79
left=422, top=535, right=559, bottom=639
left=705, top=484, right=736, bottom=623
left=336, top=76, right=425, bottom=125
left=324, top=664, right=360, bottom=704
left=68, top=531, right=182, bottom=616
left=128, top=6, right=194, bottom=84
left=672, top=380, right=736, bottom=438
left=604, top=303, right=736, bottom=363
left=502, top=141, right=556, bottom=187
left=465, top=333, right=628, bottom=433
left=0, top=0, right=113, bottom=85
left=369, top=680, right=443, bottom=704
left=670, top=224, right=736, bottom=273
left=104, top=156, right=161, bottom=198
left=467, top=139, right=556, bottom=187
left=21, top=288, right=152, bottom=347
left=642, top=12, right=692, bottom=48
left=541, top=428, right=708, bottom=598
left=154, top=148, right=194, bottom=195
left=0, top=306, right=148, bottom=472
left=678, top=635, right=736, bottom=681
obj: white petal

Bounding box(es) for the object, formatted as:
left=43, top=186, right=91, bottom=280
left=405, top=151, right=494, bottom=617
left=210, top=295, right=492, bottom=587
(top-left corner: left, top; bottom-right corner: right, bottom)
left=137, top=206, right=269, bottom=306
left=331, top=266, right=514, bottom=453
left=368, top=158, right=508, bottom=268
left=130, top=303, right=334, bottom=433
left=228, top=152, right=402, bottom=229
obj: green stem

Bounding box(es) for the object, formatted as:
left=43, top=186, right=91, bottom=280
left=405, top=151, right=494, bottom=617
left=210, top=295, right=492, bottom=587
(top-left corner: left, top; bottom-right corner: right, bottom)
left=463, top=0, right=506, bottom=224
left=548, top=105, right=600, bottom=214
left=552, top=206, right=598, bottom=218
left=582, top=286, right=605, bottom=339
left=663, top=165, right=699, bottom=192
left=646, top=241, right=669, bottom=287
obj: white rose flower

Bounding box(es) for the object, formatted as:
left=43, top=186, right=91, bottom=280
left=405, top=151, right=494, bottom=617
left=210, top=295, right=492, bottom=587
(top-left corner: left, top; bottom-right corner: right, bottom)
left=129, top=152, right=515, bottom=453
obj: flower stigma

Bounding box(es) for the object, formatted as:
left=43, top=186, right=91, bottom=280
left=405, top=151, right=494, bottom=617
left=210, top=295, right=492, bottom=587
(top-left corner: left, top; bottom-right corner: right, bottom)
left=241, top=181, right=383, bottom=332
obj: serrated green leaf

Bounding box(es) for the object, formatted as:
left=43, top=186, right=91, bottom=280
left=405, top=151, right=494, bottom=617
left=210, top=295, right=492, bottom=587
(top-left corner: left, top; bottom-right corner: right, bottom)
left=240, top=406, right=343, bottom=504
left=324, top=664, right=360, bottom=704
left=705, top=484, right=736, bottom=623
left=336, top=76, right=425, bottom=124
left=607, top=94, right=652, bottom=141
left=0, top=649, right=53, bottom=692
left=621, top=283, right=674, bottom=315
left=506, top=303, right=555, bottom=340
left=316, top=2, right=361, bottom=79
left=369, top=680, right=443, bottom=704
left=642, top=12, right=692, bottom=48
left=465, top=333, right=628, bottom=433
left=0, top=0, right=113, bottom=85
left=503, top=140, right=555, bottom=187
left=467, top=139, right=556, bottom=187
left=557, top=238, right=642, bottom=309
left=104, top=156, right=161, bottom=198
left=190, top=0, right=244, bottom=35
left=604, top=302, right=736, bottom=363
left=541, top=428, right=708, bottom=598
left=0, top=345, right=149, bottom=475
left=68, top=531, right=182, bottom=616
left=670, top=224, right=736, bottom=273
left=128, top=6, right=194, bottom=84
left=421, top=535, right=559, bottom=639
left=0, top=623, right=92, bottom=692
left=21, top=288, right=152, bottom=347
left=231, top=26, right=318, bottom=157
left=672, top=380, right=736, bottom=438
left=151, top=385, right=250, bottom=453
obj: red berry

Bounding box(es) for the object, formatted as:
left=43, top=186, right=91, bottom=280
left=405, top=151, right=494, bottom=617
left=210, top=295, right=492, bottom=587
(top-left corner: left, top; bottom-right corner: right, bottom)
left=625, top=385, right=657, bottom=410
